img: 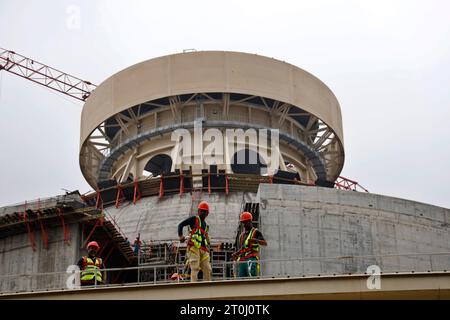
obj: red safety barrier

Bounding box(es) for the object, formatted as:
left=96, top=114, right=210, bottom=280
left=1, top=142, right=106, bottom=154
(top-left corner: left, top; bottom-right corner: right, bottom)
left=115, top=184, right=125, bottom=208
left=22, top=201, right=37, bottom=251
left=99, top=210, right=104, bottom=226
left=225, top=174, right=229, bottom=195
left=37, top=199, right=48, bottom=250
left=159, top=174, right=164, bottom=198
left=56, top=207, right=71, bottom=245
left=95, top=189, right=105, bottom=225
left=83, top=220, right=100, bottom=248
left=208, top=173, right=211, bottom=194
left=179, top=171, right=184, bottom=196
left=95, top=190, right=103, bottom=210
left=133, top=179, right=141, bottom=204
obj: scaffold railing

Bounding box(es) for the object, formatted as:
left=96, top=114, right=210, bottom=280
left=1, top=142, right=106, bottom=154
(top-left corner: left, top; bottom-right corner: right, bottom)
left=0, top=252, right=449, bottom=295
left=79, top=172, right=366, bottom=211
left=1, top=173, right=367, bottom=221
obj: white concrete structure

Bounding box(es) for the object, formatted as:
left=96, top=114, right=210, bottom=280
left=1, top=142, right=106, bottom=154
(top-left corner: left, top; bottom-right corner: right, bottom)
left=79, top=51, right=345, bottom=188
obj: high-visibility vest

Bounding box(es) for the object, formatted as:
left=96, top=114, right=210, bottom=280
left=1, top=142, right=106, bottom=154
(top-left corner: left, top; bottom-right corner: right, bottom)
left=237, top=228, right=259, bottom=261
left=80, top=256, right=103, bottom=283
left=188, top=216, right=209, bottom=252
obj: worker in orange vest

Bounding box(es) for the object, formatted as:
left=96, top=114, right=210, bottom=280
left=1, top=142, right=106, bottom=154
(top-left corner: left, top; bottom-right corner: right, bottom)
left=77, top=241, right=106, bottom=286
left=232, top=212, right=267, bottom=277
left=178, top=201, right=212, bottom=282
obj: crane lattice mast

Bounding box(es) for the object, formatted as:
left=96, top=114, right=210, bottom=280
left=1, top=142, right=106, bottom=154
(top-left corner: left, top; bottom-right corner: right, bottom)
left=0, top=47, right=95, bottom=101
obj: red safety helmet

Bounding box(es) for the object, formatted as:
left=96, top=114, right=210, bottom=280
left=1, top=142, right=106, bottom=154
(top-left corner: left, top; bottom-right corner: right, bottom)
left=170, top=272, right=183, bottom=281
left=87, top=241, right=100, bottom=250
left=240, top=211, right=253, bottom=222
left=198, top=201, right=209, bottom=212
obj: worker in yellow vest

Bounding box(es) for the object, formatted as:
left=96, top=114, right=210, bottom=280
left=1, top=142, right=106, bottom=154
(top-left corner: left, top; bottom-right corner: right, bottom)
left=178, top=201, right=212, bottom=282
left=232, top=212, right=267, bottom=277
left=77, top=241, right=105, bottom=286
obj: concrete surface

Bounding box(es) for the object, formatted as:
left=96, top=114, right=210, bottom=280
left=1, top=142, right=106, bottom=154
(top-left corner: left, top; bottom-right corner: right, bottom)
left=258, top=184, right=450, bottom=277
left=0, top=224, right=80, bottom=293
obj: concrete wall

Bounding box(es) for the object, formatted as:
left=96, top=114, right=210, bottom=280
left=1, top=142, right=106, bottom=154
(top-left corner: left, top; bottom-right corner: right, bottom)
left=0, top=224, right=80, bottom=293
left=257, top=184, right=450, bottom=277
left=106, top=192, right=258, bottom=244
left=106, top=184, right=450, bottom=278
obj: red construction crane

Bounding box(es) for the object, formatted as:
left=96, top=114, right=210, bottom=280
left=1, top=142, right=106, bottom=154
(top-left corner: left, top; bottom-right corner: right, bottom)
left=335, top=176, right=369, bottom=192
left=0, top=47, right=96, bottom=101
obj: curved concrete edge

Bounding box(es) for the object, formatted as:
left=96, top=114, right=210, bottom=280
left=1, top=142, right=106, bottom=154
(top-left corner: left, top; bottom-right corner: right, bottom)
left=2, top=272, right=450, bottom=300
left=80, top=51, right=344, bottom=148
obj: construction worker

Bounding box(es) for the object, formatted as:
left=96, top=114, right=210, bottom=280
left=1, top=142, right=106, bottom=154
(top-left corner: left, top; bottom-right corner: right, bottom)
left=232, top=212, right=267, bottom=278
left=77, top=241, right=106, bottom=286
left=177, top=200, right=212, bottom=282
left=133, top=233, right=142, bottom=256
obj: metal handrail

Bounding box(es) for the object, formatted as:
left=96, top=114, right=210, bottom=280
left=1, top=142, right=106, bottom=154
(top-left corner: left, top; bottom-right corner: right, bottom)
left=0, top=193, right=83, bottom=212
left=82, top=172, right=312, bottom=197
left=103, top=210, right=129, bottom=241
left=0, top=252, right=450, bottom=296
left=1, top=251, right=449, bottom=281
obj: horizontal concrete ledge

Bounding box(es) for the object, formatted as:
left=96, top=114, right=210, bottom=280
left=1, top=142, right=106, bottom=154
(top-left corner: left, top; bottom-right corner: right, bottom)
left=2, top=272, right=450, bottom=300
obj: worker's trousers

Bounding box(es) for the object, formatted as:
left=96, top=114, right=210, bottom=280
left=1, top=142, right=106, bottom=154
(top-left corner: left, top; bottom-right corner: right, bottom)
left=187, top=246, right=212, bottom=282
left=238, top=256, right=259, bottom=278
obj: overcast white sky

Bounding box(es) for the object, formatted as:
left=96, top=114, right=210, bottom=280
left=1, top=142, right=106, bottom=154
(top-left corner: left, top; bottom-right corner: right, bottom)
left=0, top=0, right=449, bottom=208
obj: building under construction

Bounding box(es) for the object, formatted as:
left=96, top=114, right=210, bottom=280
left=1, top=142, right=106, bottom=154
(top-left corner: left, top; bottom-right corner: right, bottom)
left=1, top=50, right=449, bottom=299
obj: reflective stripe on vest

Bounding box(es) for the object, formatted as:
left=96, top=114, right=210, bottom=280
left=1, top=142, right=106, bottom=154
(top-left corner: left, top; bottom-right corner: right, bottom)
left=237, top=228, right=259, bottom=261
left=189, top=216, right=209, bottom=251
left=80, top=256, right=103, bottom=282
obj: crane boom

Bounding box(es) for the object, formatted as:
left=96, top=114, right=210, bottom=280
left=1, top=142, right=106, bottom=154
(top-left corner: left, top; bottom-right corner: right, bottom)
left=0, top=47, right=95, bottom=101
left=335, top=176, right=369, bottom=192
